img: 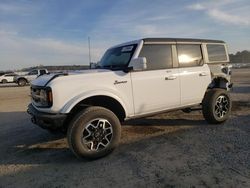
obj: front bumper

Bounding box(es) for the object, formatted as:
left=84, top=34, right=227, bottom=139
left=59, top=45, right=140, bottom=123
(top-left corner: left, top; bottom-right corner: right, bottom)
left=27, top=104, right=67, bottom=130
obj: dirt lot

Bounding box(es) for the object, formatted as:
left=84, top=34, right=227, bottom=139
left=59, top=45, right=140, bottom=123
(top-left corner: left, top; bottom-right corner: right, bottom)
left=0, top=69, right=249, bottom=188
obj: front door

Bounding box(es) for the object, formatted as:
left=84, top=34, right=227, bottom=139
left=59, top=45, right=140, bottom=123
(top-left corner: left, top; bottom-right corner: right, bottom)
left=131, top=44, right=180, bottom=115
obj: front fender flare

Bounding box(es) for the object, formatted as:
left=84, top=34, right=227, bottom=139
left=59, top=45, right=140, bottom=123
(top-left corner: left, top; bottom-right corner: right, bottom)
left=60, top=90, right=128, bottom=116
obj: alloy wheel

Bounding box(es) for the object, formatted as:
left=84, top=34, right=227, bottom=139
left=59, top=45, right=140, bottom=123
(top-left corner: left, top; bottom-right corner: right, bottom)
left=214, top=95, right=229, bottom=118
left=81, top=118, right=113, bottom=151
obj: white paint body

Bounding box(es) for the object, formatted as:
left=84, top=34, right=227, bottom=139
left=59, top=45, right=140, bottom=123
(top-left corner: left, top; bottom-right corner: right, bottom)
left=31, top=39, right=214, bottom=119
left=0, top=74, right=15, bottom=83
left=32, top=66, right=211, bottom=119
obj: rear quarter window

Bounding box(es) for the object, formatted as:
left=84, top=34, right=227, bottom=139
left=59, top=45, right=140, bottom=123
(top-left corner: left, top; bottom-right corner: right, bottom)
left=207, top=44, right=228, bottom=62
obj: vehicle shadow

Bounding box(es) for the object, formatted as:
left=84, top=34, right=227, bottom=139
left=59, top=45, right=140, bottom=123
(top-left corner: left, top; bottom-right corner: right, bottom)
left=124, top=117, right=207, bottom=127
left=1, top=112, right=249, bottom=188
left=0, top=84, right=29, bottom=88
left=0, top=110, right=206, bottom=166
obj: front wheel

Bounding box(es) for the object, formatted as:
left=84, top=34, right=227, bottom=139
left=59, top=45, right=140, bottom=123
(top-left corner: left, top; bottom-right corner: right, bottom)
left=18, top=79, right=27, bottom=86
left=202, top=89, right=231, bottom=124
left=67, top=106, right=121, bottom=159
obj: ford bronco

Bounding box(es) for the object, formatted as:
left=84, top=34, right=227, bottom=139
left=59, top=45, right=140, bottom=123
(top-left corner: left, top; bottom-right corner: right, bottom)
left=28, top=38, right=232, bottom=159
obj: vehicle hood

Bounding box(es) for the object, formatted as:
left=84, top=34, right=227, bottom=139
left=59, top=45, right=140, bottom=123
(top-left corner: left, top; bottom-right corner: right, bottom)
left=31, top=69, right=113, bottom=87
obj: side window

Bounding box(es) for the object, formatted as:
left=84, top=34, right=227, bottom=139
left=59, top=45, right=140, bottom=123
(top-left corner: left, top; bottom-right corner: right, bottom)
left=207, top=44, right=227, bottom=62
left=177, top=44, right=203, bottom=67
left=6, top=74, right=17, bottom=77
left=139, top=44, right=173, bottom=70
left=40, top=70, right=47, bottom=75
left=28, top=70, right=38, bottom=75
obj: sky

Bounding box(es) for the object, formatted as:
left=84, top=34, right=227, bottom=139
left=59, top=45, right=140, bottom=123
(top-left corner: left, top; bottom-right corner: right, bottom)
left=0, top=0, right=250, bottom=71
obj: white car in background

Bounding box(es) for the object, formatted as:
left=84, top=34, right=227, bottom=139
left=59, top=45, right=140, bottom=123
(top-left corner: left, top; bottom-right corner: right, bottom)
left=14, top=69, right=49, bottom=86
left=0, top=73, right=18, bottom=84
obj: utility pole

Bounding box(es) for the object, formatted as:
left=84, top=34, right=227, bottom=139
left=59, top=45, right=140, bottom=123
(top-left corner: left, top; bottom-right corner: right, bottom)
left=88, top=37, right=91, bottom=64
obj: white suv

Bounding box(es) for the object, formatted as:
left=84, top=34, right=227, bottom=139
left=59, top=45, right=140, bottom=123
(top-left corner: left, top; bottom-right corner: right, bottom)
left=28, top=38, right=232, bottom=159
left=0, top=73, right=17, bottom=83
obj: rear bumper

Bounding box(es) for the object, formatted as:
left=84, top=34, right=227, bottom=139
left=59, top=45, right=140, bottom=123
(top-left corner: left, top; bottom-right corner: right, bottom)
left=27, top=104, right=67, bottom=130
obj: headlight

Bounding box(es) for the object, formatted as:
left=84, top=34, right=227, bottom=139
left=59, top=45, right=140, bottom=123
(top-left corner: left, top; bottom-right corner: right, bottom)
left=31, top=87, right=53, bottom=107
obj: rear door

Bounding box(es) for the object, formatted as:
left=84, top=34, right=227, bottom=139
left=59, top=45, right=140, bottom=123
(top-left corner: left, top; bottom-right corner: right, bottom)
left=176, top=44, right=211, bottom=106
left=131, top=43, right=180, bottom=115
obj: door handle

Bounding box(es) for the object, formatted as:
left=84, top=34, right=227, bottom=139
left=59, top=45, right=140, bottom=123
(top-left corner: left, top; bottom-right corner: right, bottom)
left=165, top=75, right=177, bottom=80
left=199, top=72, right=207, bottom=76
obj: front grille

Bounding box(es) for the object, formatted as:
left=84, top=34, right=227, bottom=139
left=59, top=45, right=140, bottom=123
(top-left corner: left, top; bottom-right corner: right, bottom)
left=30, top=86, right=52, bottom=108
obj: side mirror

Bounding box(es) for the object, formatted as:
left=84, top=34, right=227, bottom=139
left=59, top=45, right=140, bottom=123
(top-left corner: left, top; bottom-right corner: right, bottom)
left=130, top=57, right=147, bottom=71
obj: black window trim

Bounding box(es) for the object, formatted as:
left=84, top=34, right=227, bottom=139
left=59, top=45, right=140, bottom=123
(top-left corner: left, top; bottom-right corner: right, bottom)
left=205, top=43, right=229, bottom=63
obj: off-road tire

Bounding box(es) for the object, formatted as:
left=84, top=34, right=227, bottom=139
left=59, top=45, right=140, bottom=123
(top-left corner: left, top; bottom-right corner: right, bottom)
left=202, top=89, right=231, bottom=124
left=18, top=79, right=27, bottom=86
left=67, top=106, right=121, bottom=159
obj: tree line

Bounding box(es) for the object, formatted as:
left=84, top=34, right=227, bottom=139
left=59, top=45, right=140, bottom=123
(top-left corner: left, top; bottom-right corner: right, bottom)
left=229, top=50, right=250, bottom=64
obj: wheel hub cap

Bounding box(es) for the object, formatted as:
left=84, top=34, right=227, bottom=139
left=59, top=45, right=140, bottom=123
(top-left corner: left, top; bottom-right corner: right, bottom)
left=214, top=95, right=229, bottom=118
left=81, top=119, right=113, bottom=151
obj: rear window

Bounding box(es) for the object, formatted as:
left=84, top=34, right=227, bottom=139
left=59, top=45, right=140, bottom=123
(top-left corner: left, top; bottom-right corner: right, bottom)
left=207, top=44, right=227, bottom=62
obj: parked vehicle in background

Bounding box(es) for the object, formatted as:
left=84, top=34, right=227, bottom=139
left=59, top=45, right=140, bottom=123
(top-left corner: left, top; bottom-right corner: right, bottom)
left=14, top=69, right=48, bottom=86
left=0, top=73, right=18, bottom=84
left=28, top=38, right=232, bottom=159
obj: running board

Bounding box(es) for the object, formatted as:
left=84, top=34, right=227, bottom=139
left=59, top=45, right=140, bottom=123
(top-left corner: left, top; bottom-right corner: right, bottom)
left=182, top=107, right=202, bottom=113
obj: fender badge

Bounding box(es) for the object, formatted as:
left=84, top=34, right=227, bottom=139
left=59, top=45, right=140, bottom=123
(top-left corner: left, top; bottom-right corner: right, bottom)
left=114, top=80, right=128, bottom=85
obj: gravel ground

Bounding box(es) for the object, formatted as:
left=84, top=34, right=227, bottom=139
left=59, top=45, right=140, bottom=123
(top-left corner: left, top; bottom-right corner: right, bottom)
left=0, top=69, right=249, bottom=188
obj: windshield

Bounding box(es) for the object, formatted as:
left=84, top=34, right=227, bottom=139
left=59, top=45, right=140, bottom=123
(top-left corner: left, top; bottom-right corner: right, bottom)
left=99, top=44, right=137, bottom=70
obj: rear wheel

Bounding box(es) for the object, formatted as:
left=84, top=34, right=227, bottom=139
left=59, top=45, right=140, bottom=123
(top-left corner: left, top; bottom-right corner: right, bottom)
left=67, top=106, right=121, bottom=159
left=18, top=79, right=27, bottom=86
left=1, top=79, right=7, bottom=84
left=202, top=89, right=231, bottom=124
